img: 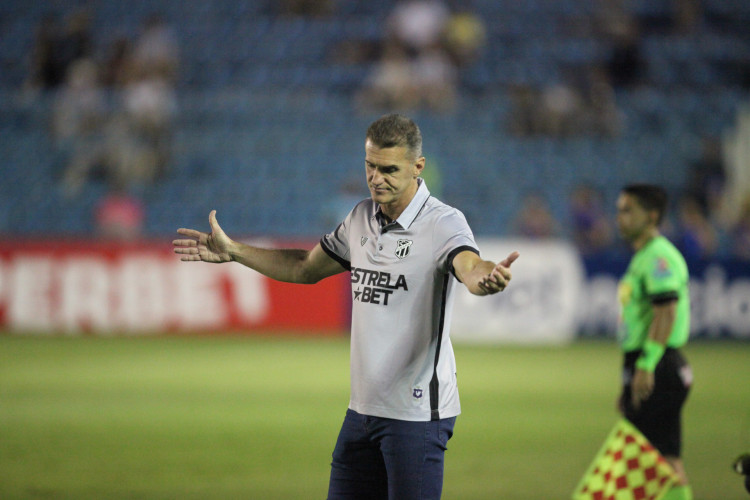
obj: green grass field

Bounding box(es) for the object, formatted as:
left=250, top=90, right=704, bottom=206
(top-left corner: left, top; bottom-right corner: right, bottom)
left=1, top=335, right=748, bottom=499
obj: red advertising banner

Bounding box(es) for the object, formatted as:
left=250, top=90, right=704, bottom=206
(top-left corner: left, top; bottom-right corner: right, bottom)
left=0, top=240, right=350, bottom=335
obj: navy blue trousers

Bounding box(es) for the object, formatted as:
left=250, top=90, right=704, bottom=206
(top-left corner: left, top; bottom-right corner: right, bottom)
left=327, top=409, right=456, bottom=500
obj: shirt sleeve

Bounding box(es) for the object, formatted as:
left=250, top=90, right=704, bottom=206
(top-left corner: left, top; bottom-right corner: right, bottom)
left=319, top=203, right=356, bottom=271
left=644, top=255, right=680, bottom=302
left=432, top=208, right=479, bottom=276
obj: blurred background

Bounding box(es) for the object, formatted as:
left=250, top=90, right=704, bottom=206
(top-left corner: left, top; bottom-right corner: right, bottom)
left=0, top=0, right=748, bottom=246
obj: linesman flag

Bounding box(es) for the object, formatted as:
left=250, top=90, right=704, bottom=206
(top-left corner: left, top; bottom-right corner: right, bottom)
left=572, top=419, right=679, bottom=500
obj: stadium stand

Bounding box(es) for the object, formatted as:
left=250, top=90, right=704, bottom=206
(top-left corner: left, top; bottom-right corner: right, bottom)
left=0, top=0, right=748, bottom=248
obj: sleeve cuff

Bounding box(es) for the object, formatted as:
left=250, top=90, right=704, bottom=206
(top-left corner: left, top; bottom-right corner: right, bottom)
left=448, top=245, right=480, bottom=282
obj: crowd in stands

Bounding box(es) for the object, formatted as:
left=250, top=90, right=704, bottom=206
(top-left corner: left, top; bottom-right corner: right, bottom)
left=3, top=0, right=749, bottom=260
left=354, top=0, right=486, bottom=113
left=24, top=8, right=181, bottom=239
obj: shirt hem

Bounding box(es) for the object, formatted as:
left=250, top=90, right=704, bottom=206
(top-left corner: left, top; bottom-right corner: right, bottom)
left=349, top=402, right=461, bottom=422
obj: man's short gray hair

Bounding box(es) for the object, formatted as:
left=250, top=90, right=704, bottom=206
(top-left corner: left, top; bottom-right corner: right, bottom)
left=366, top=114, right=423, bottom=159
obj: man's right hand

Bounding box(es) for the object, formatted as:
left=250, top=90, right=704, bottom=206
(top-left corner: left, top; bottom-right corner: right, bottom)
left=173, top=210, right=233, bottom=263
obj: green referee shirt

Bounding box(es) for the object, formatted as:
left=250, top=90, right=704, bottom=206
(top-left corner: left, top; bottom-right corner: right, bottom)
left=617, top=235, right=690, bottom=352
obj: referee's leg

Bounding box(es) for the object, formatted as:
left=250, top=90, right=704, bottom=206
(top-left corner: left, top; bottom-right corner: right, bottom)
left=625, top=349, right=692, bottom=494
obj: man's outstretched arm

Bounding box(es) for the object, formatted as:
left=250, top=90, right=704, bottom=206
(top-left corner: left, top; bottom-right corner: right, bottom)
left=173, top=210, right=345, bottom=284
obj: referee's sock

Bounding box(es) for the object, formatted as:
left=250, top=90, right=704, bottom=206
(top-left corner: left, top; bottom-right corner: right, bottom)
left=662, top=485, right=693, bottom=500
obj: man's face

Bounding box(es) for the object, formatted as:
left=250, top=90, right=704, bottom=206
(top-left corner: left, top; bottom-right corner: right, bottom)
left=365, top=139, right=424, bottom=213
left=616, top=193, right=654, bottom=242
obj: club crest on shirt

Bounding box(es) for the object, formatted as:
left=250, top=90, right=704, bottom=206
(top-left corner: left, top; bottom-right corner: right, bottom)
left=395, top=239, right=413, bottom=259
left=360, top=236, right=368, bottom=246
left=412, top=386, right=423, bottom=400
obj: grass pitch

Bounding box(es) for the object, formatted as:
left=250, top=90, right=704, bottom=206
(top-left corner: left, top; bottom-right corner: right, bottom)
left=0, top=335, right=748, bottom=499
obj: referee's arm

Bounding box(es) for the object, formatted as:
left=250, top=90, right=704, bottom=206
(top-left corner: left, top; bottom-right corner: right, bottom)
left=453, top=250, right=519, bottom=296
left=631, top=297, right=677, bottom=408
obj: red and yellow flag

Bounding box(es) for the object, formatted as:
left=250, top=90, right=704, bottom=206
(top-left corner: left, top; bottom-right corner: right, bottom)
left=572, top=419, right=679, bottom=500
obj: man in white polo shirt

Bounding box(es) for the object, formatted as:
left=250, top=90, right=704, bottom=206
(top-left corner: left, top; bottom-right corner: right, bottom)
left=174, top=114, right=519, bottom=499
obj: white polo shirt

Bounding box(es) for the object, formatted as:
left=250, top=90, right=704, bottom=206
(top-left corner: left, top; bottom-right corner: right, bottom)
left=321, top=179, right=479, bottom=421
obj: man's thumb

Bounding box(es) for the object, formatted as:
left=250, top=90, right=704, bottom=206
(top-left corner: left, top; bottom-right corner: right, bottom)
left=501, top=251, right=520, bottom=268
left=209, top=210, right=221, bottom=232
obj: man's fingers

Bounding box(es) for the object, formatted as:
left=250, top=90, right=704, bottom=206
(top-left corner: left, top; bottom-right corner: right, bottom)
left=481, top=271, right=508, bottom=293
left=173, top=238, right=198, bottom=247
left=173, top=246, right=199, bottom=254
left=478, top=280, right=495, bottom=294
left=176, top=228, right=204, bottom=239
left=500, top=251, right=520, bottom=268
left=489, top=271, right=508, bottom=287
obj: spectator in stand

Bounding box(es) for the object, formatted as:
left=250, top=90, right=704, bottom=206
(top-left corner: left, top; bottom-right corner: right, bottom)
left=106, top=13, right=180, bottom=183
left=728, top=200, right=750, bottom=260
left=55, top=58, right=109, bottom=197
left=25, top=9, right=94, bottom=92
left=101, top=36, right=135, bottom=89
left=356, top=36, right=457, bottom=113
left=386, top=0, right=450, bottom=58
left=357, top=0, right=458, bottom=113
left=115, top=74, right=177, bottom=181
left=718, top=106, right=750, bottom=234
left=507, top=69, right=621, bottom=138
left=594, top=1, right=645, bottom=88
left=673, top=195, right=719, bottom=261
left=536, top=82, right=585, bottom=137
left=581, top=66, right=622, bottom=137
left=442, top=6, right=486, bottom=68
left=58, top=12, right=180, bottom=196
left=411, top=45, right=458, bottom=112
left=507, top=84, right=539, bottom=137
left=356, top=41, right=417, bottom=111
left=607, top=22, right=644, bottom=88
left=506, top=82, right=584, bottom=137
left=685, top=136, right=726, bottom=219
left=94, top=184, right=146, bottom=241
left=25, top=14, right=61, bottom=92
left=130, top=13, right=180, bottom=84
left=511, top=192, right=562, bottom=239
left=569, top=184, right=614, bottom=255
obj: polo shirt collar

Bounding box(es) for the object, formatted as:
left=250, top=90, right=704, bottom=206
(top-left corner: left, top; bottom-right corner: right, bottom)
left=375, top=178, right=431, bottom=231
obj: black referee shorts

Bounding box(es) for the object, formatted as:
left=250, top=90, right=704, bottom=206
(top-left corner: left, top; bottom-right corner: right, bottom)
left=621, top=348, right=692, bottom=457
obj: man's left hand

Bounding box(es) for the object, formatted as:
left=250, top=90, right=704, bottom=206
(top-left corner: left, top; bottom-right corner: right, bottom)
left=478, top=251, right=519, bottom=294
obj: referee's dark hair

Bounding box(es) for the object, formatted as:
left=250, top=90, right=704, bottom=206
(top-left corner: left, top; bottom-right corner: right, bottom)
left=622, top=184, right=669, bottom=225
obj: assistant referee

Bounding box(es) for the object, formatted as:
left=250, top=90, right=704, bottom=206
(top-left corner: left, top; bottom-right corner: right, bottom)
left=615, top=184, right=693, bottom=500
